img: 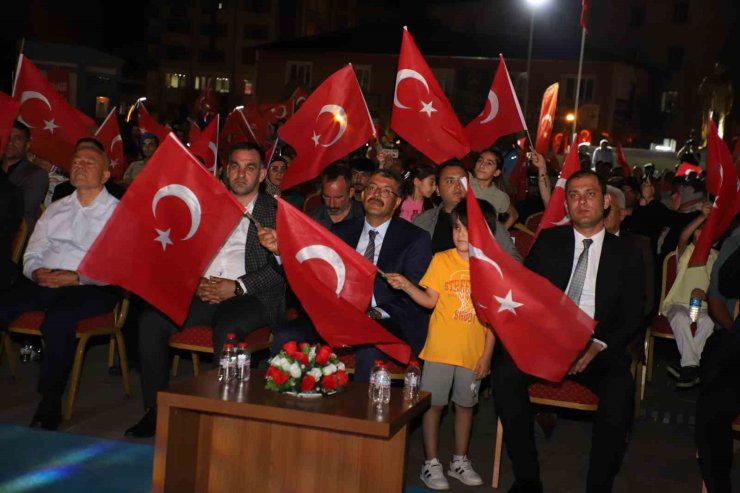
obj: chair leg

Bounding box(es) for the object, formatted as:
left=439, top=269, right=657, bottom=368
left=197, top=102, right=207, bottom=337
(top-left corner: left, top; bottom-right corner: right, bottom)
left=114, top=329, right=130, bottom=396
left=1, top=333, right=18, bottom=379
left=492, top=417, right=504, bottom=488
left=191, top=352, right=200, bottom=377
left=646, top=334, right=654, bottom=383
left=107, top=335, right=116, bottom=368
left=65, top=335, right=89, bottom=421
left=634, top=361, right=643, bottom=419
left=171, top=354, right=180, bottom=377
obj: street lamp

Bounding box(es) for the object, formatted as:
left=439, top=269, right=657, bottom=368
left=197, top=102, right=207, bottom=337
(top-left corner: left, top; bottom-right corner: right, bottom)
left=523, top=0, right=549, bottom=119
left=565, top=113, right=575, bottom=123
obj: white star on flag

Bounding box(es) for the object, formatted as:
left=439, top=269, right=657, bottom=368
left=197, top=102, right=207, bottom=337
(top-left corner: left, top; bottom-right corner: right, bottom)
left=494, top=290, right=524, bottom=314
left=110, top=159, right=119, bottom=168
left=154, top=228, right=174, bottom=251
left=43, top=118, right=59, bottom=134
left=311, top=131, right=321, bottom=146
left=420, top=101, right=437, bottom=117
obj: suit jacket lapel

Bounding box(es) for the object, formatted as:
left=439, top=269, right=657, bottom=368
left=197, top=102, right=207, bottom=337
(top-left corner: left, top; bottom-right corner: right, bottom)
left=594, top=233, right=616, bottom=322
left=554, top=228, right=576, bottom=291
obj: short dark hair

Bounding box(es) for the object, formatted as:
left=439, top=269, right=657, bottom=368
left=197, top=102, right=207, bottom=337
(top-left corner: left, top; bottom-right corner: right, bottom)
left=369, top=169, right=403, bottom=194
left=75, top=137, right=104, bottom=152
left=320, top=162, right=352, bottom=185
left=140, top=133, right=160, bottom=147
left=565, top=169, right=606, bottom=195
left=228, top=142, right=265, bottom=167
left=12, top=120, right=30, bottom=140
left=436, top=159, right=466, bottom=180
left=452, top=198, right=497, bottom=234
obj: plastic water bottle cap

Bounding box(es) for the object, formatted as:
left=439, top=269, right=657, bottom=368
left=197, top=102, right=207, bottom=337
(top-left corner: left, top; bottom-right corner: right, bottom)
left=410, top=359, right=419, bottom=366
left=226, top=333, right=236, bottom=339
left=374, top=360, right=383, bottom=365
left=237, top=342, right=248, bottom=348
left=224, top=343, right=234, bottom=349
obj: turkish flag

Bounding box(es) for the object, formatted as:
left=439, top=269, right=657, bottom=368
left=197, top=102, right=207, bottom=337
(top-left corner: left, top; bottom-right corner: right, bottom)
left=220, top=108, right=249, bottom=152
left=536, top=140, right=581, bottom=236
left=189, top=117, right=219, bottom=175
left=137, top=104, right=170, bottom=144
left=12, top=55, right=94, bottom=170
left=276, top=197, right=411, bottom=363
left=94, top=107, right=128, bottom=180
left=581, top=0, right=589, bottom=31
left=289, top=87, right=309, bottom=115
left=465, top=55, right=527, bottom=153
left=689, top=120, right=740, bottom=267
left=278, top=65, right=375, bottom=190
left=242, top=102, right=270, bottom=147
left=0, top=91, right=21, bottom=157
left=616, top=143, right=631, bottom=178
left=535, top=83, right=559, bottom=154
left=188, top=121, right=202, bottom=144
left=392, top=27, right=469, bottom=163
left=508, top=146, right=529, bottom=202
left=465, top=182, right=594, bottom=381
left=260, top=101, right=289, bottom=124
left=78, top=134, right=245, bottom=324
left=194, top=79, right=217, bottom=119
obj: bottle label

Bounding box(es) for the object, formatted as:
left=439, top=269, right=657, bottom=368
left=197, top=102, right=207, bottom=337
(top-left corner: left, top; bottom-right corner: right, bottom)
left=237, top=354, right=246, bottom=367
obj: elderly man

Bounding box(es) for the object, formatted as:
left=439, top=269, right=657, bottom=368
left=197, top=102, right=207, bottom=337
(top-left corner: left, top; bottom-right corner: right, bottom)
left=413, top=160, right=521, bottom=261
left=592, top=139, right=614, bottom=168
left=0, top=146, right=120, bottom=430
left=126, top=142, right=285, bottom=438
left=308, top=162, right=364, bottom=228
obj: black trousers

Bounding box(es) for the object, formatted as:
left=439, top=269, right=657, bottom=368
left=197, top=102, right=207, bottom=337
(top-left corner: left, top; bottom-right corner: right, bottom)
left=0, top=280, right=119, bottom=396
left=695, top=327, right=740, bottom=493
left=138, top=295, right=269, bottom=409
left=492, top=344, right=634, bottom=493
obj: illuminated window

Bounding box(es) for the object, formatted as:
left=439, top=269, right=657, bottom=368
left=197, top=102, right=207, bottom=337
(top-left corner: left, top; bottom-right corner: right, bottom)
left=215, top=77, right=230, bottom=93
left=194, top=76, right=207, bottom=90
left=286, top=61, right=312, bottom=87
left=244, top=80, right=253, bottom=95
left=95, top=96, right=110, bottom=119
left=165, top=73, right=188, bottom=89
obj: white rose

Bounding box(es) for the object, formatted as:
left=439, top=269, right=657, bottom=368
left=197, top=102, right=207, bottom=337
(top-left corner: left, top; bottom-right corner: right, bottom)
left=310, top=368, right=323, bottom=380
left=337, top=362, right=345, bottom=371
left=309, top=346, right=317, bottom=358
left=280, top=358, right=292, bottom=372
left=289, top=362, right=302, bottom=379
left=322, top=364, right=337, bottom=376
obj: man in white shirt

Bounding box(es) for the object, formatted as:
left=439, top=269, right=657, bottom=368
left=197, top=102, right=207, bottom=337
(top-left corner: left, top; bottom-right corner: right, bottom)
left=0, top=146, right=120, bottom=431
left=492, top=170, right=644, bottom=493
left=126, top=142, right=285, bottom=438
left=592, top=139, right=614, bottom=168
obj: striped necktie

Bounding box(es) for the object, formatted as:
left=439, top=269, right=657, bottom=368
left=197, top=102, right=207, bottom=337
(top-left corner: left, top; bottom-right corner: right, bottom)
left=566, top=238, right=593, bottom=305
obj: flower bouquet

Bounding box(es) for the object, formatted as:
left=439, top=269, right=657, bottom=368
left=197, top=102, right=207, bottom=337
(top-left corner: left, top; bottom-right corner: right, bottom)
left=265, top=341, right=349, bottom=396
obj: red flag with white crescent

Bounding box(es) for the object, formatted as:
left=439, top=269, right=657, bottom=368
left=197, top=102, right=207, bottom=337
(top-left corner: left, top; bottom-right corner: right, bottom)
left=189, top=117, right=219, bottom=175
left=535, top=140, right=582, bottom=237
left=137, top=104, right=170, bottom=144
left=616, top=143, right=631, bottom=178
left=535, top=83, right=558, bottom=154
left=94, top=107, right=128, bottom=180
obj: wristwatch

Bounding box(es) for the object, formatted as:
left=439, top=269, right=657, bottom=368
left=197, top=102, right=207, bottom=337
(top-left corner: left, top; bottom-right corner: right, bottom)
left=234, top=281, right=244, bottom=296
left=367, top=308, right=382, bottom=320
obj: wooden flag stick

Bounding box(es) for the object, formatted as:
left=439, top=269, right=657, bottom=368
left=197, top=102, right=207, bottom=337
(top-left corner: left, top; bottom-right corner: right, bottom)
left=243, top=209, right=263, bottom=230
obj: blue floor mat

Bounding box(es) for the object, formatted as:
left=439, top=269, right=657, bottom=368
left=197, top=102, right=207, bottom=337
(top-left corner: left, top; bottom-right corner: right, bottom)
left=0, top=425, right=153, bottom=493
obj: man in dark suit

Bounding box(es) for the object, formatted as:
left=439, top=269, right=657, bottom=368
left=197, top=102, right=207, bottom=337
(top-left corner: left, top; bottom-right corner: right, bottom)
left=125, top=142, right=285, bottom=438
left=266, top=169, right=433, bottom=381
left=493, top=170, right=644, bottom=493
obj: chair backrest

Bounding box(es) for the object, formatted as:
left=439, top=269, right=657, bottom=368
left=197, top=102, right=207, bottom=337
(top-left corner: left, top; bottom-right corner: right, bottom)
left=524, top=212, right=543, bottom=233
left=302, top=191, right=322, bottom=212
left=509, top=228, right=535, bottom=258
left=659, top=251, right=678, bottom=310
left=11, top=218, right=28, bottom=264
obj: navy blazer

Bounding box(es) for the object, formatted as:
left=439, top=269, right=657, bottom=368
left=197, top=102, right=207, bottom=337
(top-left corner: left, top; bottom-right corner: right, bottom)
left=524, top=226, right=644, bottom=353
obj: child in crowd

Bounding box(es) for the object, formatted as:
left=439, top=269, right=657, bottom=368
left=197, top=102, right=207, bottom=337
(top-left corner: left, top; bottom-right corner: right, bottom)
left=387, top=199, right=496, bottom=490
left=469, top=147, right=518, bottom=229
left=662, top=201, right=717, bottom=388
left=400, top=165, right=436, bottom=222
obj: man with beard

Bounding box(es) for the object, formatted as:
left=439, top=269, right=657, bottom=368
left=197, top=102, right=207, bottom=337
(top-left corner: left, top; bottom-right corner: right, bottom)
left=308, top=162, right=364, bottom=228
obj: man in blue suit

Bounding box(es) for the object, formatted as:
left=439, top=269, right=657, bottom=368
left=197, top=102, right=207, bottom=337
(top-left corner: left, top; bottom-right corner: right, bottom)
left=266, top=169, right=433, bottom=381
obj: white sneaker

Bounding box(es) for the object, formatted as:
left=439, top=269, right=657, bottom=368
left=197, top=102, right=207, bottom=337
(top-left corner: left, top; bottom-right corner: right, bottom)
left=448, top=457, right=483, bottom=486
left=420, top=458, right=450, bottom=490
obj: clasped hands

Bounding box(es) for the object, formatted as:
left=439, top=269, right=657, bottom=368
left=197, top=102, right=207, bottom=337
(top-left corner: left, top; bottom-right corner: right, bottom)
left=197, top=277, right=236, bottom=304
left=33, top=268, right=80, bottom=288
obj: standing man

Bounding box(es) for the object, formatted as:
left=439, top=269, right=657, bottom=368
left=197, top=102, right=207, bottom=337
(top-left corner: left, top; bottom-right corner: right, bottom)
left=0, top=146, right=120, bottom=430
left=126, top=142, right=285, bottom=438
left=493, top=170, right=643, bottom=493
left=263, top=170, right=433, bottom=381
left=308, top=162, right=364, bottom=228
left=1, top=121, right=49, bottom=233
left=592, top=139, right=614, bottom=168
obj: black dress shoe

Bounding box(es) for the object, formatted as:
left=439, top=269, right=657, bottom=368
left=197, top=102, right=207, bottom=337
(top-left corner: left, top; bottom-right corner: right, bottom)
left=29, top=395, right=62, bottom=431
left=125, top=408, right=156, bottom=438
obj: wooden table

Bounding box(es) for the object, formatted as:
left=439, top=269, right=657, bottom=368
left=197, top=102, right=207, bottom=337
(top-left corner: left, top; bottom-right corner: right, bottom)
left=152, top=369, right=430, bottom=493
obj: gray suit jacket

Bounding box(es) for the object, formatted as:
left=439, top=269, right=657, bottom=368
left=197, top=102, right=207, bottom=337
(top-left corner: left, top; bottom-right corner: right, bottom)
left=413, top=204, right=522, bottom=262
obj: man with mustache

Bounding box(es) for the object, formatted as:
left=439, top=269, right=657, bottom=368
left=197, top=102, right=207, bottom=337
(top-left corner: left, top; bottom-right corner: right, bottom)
left=308, top=162, right=364, bottom=228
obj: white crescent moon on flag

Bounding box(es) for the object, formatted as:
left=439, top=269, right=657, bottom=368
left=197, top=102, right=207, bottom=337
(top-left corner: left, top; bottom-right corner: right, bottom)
left=295, top=245, right=346, bottom=296
left=479, top=90, right=500, bottom=124
left=294, top=96, right=306, bottom=108
left=207, top=141, right=218, bottom=162
left=393, top=69, right=430, bottom=109
left=18, top=91, right=53, bottom=128
left=110, top=135, right=123, bottom=153
left=315, top=104, right=347, bottom=148
left=553, top=215, right=571, bottom=226
left=151, top=184, right=202, bottom=241
left=273, top=105, right=287, bottom=119
left=541, top=114, right=553, bottom=125
left=469, top=244, right=504, bottom=278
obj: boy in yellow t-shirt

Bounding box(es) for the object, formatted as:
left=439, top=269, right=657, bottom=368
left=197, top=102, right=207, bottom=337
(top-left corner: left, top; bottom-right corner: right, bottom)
left=387, top=198, right=496, bottom=490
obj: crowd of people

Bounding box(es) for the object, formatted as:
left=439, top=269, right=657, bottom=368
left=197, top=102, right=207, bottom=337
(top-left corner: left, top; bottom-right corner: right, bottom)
left=0, top=113, right=738, bottom=492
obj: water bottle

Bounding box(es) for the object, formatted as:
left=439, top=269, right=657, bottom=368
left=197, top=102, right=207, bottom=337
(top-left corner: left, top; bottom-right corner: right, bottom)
left=368, top=359, right=384, bottom=399
left=19, top=343, right=32, bottom=364
left=373, top=364, right=391, bottom=406
left=689, top=296, right=702, bottom=323
left=403, top=359, right=421, bottom=401
left=218, top=343, right=236, bottom=382
left=236, top=342, right=251, bottom=381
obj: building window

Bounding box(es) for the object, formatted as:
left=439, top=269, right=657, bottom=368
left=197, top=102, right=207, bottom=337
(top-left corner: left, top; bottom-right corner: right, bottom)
left=215, top=77, right=230, bottom=93
left=667, top=46, right=684, bottom=70
left=244, top=80, right=253, bottom=95
left=201, top=49, right=225, bottom=64
left=165, top=46, right=191, bottom=61
left=286, top=61, right=312, bottom=87
left=354, top=65, right=371, bottom=93
left=244, top=0, right=269, bottom=13
left=661, top=91, right=679, bottom=114
left=165, top=73, right=188, bottom=89
left=194, top=76, right=208, bottom=90
left=564, top=76, right=595, bottom=102
left=673, top=0, right=689, bottom=23
left=243, top=23, right=270, bottom=41
left=95, top=96, right=110, bottom=119
left=431, top=68, right=455, bottom=96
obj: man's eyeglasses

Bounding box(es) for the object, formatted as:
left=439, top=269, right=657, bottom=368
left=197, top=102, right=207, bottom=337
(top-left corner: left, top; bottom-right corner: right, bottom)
left=364, top=183, right=400, bottom=198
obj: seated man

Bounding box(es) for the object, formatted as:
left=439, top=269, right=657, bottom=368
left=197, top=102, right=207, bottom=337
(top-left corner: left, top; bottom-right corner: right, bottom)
left=262, top=170, right=433, bottom=381
left=123, top=133, right=159, bottom=184
left=0, top=172, right=23, bottom=289
left=308, top=162, right=364, bottom=228
left=0, top=145, right=120, bottom=430
left=126, top=142, right=285, bottom=438
left=51, top=138, right=126, bottom=202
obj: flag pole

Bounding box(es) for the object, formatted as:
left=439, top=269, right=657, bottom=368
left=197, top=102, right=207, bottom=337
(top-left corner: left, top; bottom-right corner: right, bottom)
left=571, top=27, right=586, bottom=141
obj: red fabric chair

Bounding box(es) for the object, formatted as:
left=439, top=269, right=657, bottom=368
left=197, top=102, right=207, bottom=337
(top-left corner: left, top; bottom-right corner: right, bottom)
left=509, top=226, right=535, bottom=259
left=524, top=212, right=543, bottom=233
left=646, top=251, right=678, bottom=382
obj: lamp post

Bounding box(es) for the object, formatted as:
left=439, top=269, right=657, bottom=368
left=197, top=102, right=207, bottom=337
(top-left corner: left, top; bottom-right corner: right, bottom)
left=523, top=0, right=549, bottom=119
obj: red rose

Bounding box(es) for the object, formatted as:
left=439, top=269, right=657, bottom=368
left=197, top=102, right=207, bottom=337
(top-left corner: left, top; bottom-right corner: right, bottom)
left=282, top=341, right=298, bottom=355
left=266, top=366, right=278, bottom=379
left=321, top=374, right=338, bottom=390
left=301, top=375, right=316, bottom=392
left=336, top=369, right=348, bottom=387
left=296, top=352, right=309, bottom=365
left=272, top=369, right=290, bottom=386
left=315, top=345, right=333, bottom=365
left=299, top=342, right=310, bottom=351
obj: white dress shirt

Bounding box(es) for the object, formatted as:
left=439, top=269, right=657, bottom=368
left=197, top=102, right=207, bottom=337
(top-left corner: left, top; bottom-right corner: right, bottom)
left=356, top=218, right=391, bottom=316
left=565, top=227, right=607, bottom=348
left=23, top=188, right=119, bottom=285
left=203, top=199, right=254, bottom=293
